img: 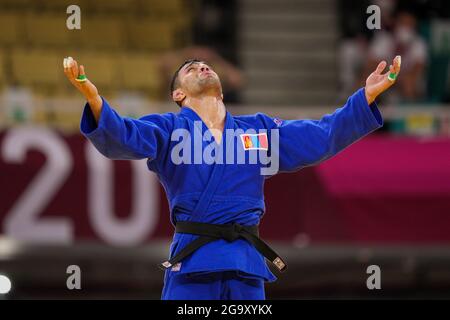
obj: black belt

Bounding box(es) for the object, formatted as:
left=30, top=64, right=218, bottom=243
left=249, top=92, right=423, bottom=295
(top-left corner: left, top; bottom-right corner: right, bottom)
left=159, top=221, right=287, bottom=272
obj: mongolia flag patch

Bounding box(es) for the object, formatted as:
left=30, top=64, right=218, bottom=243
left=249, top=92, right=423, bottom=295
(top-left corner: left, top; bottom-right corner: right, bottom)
left=240, top=133, right=268, bottom=150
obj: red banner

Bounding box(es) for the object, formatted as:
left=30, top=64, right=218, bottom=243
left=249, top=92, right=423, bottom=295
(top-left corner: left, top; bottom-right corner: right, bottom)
left=1, top=127, right=450, bottom=245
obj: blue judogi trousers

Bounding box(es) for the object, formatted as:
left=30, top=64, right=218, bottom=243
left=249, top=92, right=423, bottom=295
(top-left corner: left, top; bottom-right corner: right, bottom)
left=162, top=271, right=265, bottom=300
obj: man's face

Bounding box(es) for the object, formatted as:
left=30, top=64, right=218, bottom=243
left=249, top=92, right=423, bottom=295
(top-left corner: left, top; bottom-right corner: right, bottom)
left=178, top=61, right=222, bottom=96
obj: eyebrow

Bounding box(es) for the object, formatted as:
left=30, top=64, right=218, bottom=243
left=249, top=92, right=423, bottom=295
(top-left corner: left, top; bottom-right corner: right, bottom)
left=183, top=61, right=207, bottom=72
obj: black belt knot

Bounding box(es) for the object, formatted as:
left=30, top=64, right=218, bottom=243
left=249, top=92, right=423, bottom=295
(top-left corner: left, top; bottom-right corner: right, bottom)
left=223, top=223, right=243, bottom=242
left=159, top=221, right=287, bottom=273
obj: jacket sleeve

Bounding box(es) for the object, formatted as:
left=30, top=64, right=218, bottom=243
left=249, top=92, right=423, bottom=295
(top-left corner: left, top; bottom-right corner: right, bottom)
left=80, top=97, right=173, bottom=161
left=263, top=87, right=383, bottom=172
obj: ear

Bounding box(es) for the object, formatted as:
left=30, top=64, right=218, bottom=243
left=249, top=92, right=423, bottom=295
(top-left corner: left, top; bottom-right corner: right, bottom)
left=172, top=89, right=186, bottom=105
left=221, top=93, right=224, bottom=100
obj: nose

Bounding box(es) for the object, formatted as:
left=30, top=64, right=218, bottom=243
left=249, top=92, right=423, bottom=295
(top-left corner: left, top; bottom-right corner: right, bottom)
left=200, top=66, right=210, bottom=72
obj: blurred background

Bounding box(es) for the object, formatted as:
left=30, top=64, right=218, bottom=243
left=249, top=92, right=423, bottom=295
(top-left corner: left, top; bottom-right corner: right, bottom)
left=1, top=0, right=450, bottom=299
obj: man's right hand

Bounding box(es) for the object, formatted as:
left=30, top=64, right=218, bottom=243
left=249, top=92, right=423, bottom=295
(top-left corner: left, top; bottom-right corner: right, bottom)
left=63, top=56, right=102, bottom=122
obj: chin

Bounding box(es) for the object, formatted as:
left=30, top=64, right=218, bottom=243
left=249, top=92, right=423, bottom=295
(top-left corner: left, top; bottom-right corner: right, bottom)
left=198, top=78, right=221, bottom=92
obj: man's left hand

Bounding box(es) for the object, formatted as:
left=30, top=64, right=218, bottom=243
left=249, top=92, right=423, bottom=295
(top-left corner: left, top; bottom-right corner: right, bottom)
left=365, top=55, right=401, bottom=105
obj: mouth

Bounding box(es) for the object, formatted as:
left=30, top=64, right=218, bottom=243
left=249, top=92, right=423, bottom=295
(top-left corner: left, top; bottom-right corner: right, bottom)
left=200, top=72, right=213, bottom=78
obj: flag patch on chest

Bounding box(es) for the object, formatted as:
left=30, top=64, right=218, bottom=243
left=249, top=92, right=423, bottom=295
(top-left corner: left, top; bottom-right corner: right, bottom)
left=240, top=133, right=268, bottom=150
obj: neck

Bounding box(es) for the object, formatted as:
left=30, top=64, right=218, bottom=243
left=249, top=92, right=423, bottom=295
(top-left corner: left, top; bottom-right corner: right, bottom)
left=184, top=95, right=226, bottom=130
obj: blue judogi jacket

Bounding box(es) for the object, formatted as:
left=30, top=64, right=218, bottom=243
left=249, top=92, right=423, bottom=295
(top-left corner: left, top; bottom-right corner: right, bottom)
left=80, top=88, right=383, bottom=282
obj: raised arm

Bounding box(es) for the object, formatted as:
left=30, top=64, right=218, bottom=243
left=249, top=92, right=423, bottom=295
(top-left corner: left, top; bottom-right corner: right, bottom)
left=266, top=56, right=401, bottom=173
left=63, top=56, right=102, bottom=122
left=63, top=56, right=174, bottom=162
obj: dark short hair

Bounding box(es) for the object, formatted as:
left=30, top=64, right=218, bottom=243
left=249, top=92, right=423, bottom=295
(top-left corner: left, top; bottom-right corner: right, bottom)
left=170, top=59, right=203, bottom=107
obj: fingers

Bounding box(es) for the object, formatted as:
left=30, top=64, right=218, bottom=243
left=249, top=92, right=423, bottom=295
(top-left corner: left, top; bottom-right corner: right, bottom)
left=365, top=56, right=402, bottom=101
left=63, top=57, right=75, bottom=83
left=386, top=56, right=401, bottom=75
left=62, top=56, right=79, bottom=77
left=63, top=56, right=74, bottom=78
left=63, top=56, right=86, bottom=84
left=75, top=65, right=90, bottom=85
left=389, top=64, right=394, bottom=73
left=70, top=59, right=79, bottom=79
left=62, top=56, right=98, bottom=101
left=79, top=65, right=85, bottom=76
left=392, top=55, right=401, bottom=74
left=374, top=60, right=387, bottom=75
left=385, top=55, right=401, bottom=83
left=63, top=56, right=87, bottom=93
left=63, top=57, right=69, bottom=74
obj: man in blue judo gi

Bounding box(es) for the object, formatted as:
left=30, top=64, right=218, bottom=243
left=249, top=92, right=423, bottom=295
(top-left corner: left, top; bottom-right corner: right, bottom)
left=63, top=55, right=401, bottom=300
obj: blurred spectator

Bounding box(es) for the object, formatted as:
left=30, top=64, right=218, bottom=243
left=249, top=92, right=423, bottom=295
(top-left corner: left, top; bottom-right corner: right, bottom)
left=337, top=0, right=397, bottom=99
left=192, top=0, right=238, bottom=65
left=2, top=84, right=34, bottom=123
left=366, top=11, right=428, bottom=103
left=338, top=35, right=368, bottom=100
left=160, top=46, right=244, bottom=103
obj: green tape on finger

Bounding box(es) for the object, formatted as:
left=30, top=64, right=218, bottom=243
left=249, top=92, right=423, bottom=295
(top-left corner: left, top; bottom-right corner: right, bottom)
left=388, top=72, right=397, bottom=82
left=75, top=74, right=87, bottom=83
